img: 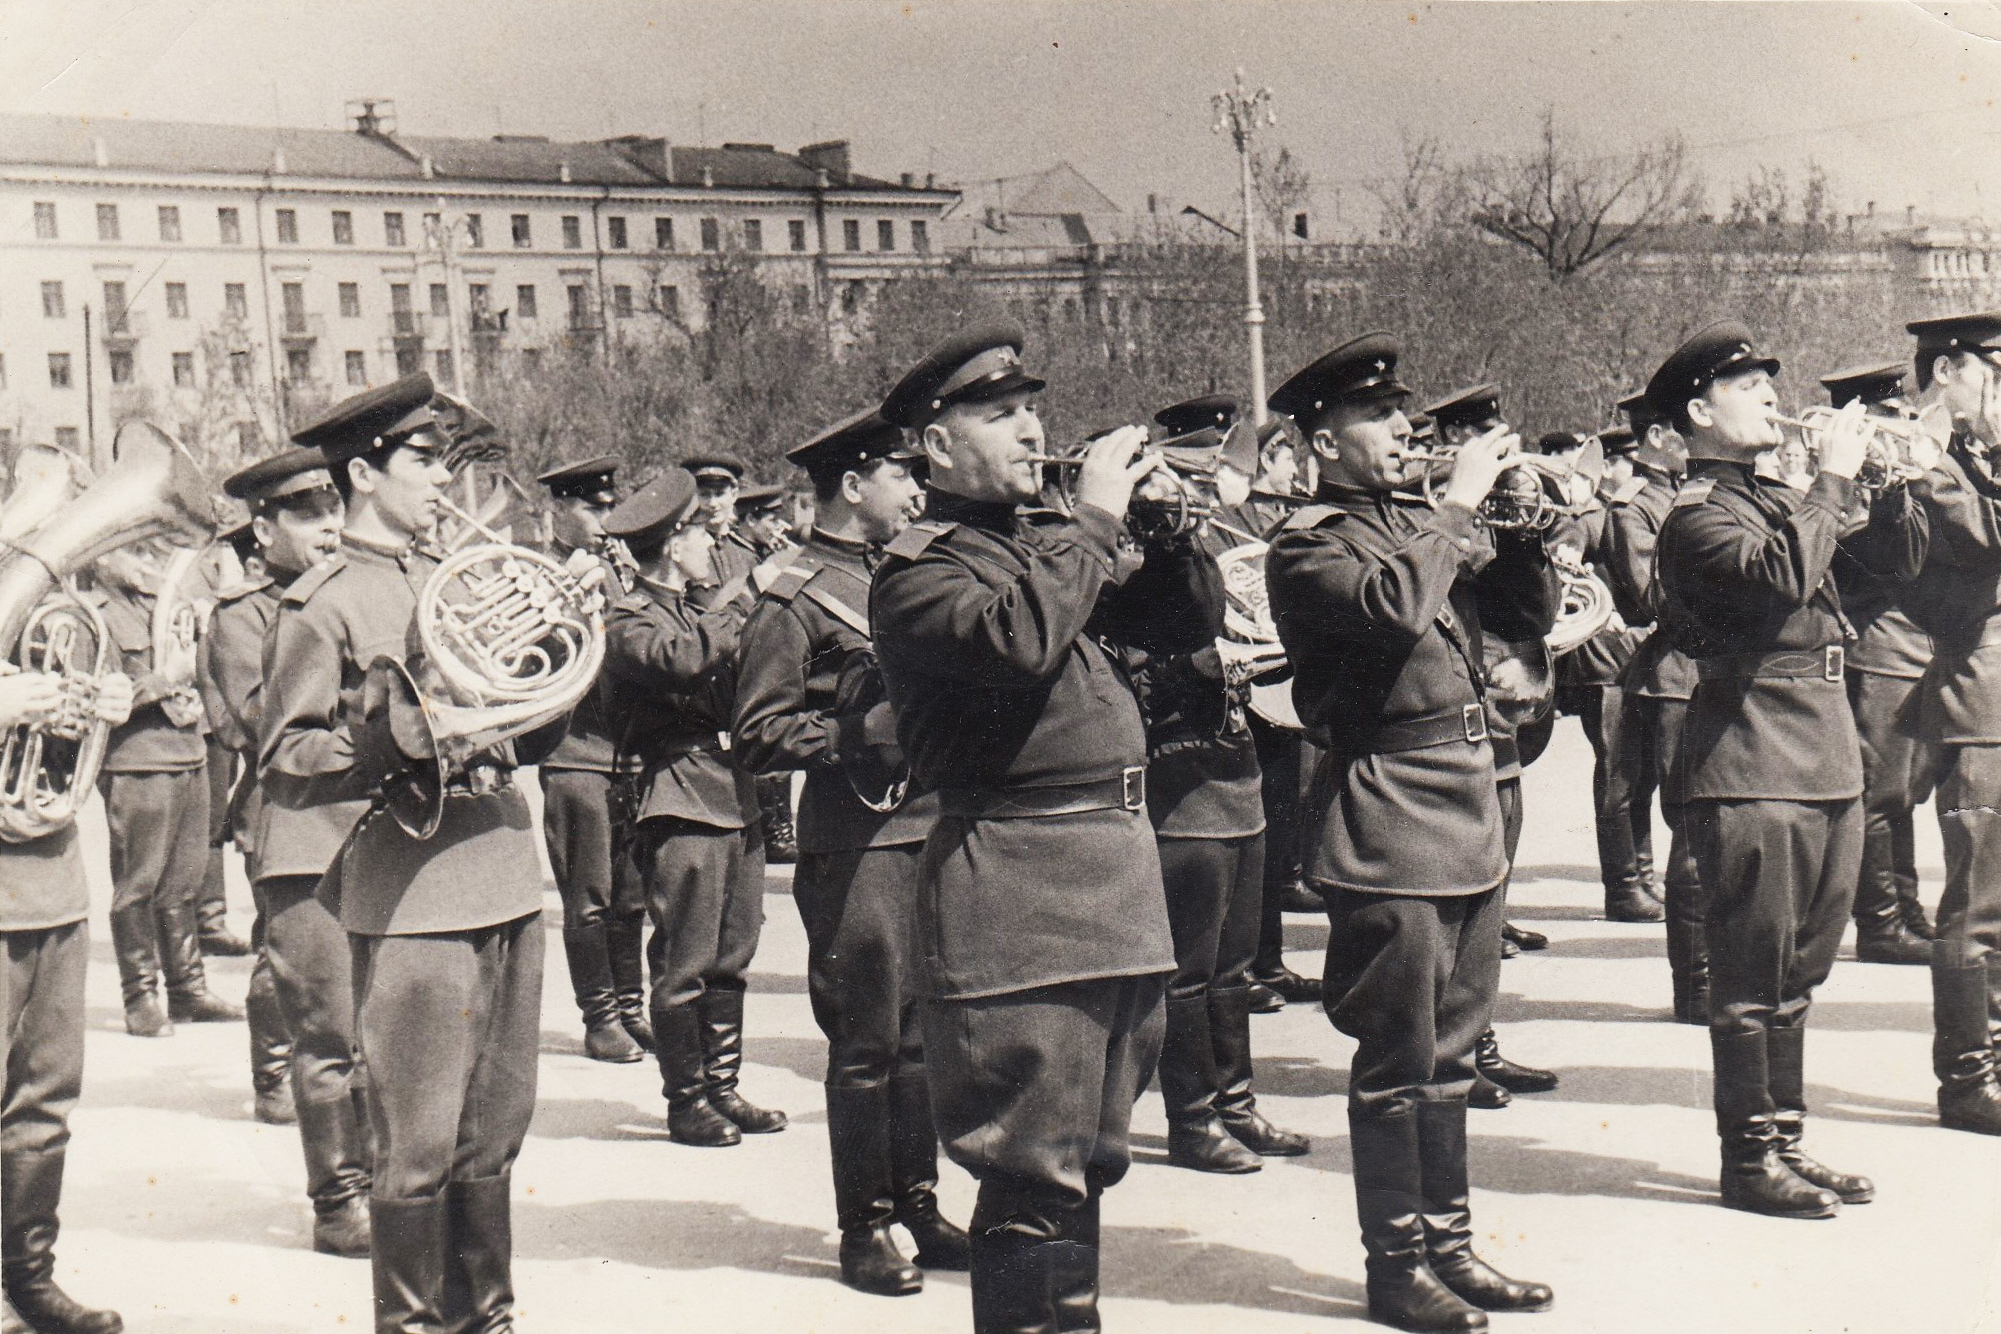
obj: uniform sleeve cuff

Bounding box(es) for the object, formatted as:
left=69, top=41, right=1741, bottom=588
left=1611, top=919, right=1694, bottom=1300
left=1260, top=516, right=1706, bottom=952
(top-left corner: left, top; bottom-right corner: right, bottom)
left=1429, top=502, right=1484, bottom=551
left=1806, top=471, right=1856, bottom=515
left=1069, top=505, right=1124, bottom=562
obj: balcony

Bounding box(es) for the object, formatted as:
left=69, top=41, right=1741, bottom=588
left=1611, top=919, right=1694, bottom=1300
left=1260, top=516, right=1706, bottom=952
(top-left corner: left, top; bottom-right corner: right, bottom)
left=470, top=310, right=508, bottom=340
left=279, top=312, right=325, bottom=344
left=388, top=310, right=427, bottom=343
left=100, top=309, right=148, bottom=346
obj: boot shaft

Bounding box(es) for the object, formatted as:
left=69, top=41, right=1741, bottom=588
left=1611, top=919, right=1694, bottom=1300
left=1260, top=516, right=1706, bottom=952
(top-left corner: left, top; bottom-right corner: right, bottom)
left=826, top=1083, right=896, bottom=1232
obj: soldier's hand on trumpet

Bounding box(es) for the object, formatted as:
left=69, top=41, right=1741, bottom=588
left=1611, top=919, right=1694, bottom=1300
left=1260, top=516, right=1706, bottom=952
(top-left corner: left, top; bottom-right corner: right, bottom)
left=1440, top=423, right=1524, bottom=512
left=1809, top=400, right=1872, bottom=481
left=90, top=671, right=135, bottom=730
left=0, top=670, right=67, bottom=730
left=1073, top=425, right=1162, bottom=520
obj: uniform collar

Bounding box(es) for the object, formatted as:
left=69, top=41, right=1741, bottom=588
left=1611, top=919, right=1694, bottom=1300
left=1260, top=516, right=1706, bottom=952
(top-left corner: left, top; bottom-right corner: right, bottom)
left=807, top=527, right=871, bottom=559
left=923, top=487, right=1019, bottom=530
left=341, top=530, right=416, bottom=563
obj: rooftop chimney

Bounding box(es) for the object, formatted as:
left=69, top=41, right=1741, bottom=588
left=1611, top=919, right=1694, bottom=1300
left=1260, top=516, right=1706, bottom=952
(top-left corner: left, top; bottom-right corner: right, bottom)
left=701, top=166, right=714, bottom=188
left=814, top=168, right=830, bottom=189
left=798, top=140, right=851, bottom=186
left=272, top=146, right=287, bottom=174
left=92, top=137, right=107, bottom=168
left=900, top=172, right=914, bottom=188
left=559, top=159, right=571, bottom=184
left=420, top=154, right=434, bottom=179
left=1907, top=204, right=1917, bottom=226
left=1866, top=200, right=1876, bottom=218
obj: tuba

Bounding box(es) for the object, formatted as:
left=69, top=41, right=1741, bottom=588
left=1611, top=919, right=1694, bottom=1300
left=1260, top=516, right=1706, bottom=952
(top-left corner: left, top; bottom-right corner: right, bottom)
left=1214, top=540, right=1299, bottom=730
left=368, top=492, right=608, bottom=839
left=0, top=423, right=216, bottom=842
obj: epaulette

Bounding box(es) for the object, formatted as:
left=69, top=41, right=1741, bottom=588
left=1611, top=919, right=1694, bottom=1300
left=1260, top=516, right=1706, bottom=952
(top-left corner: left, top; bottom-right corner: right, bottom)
left=611, top=591, right=654, bottom=615
left=280, top=555, right=346, bottom=606
left=214, top=575, right=274, bottom=606
left=1277, top=504, right=1343, bottom=532
left=751, top=547, right=809, bottom=595
left=1609, top=476, right=1648, bottom=507
left=882, top=519, right=955, bottom=561
left=759, top=562, right=816, bottom=602
left=1671, top=478, right=1716, bottom=510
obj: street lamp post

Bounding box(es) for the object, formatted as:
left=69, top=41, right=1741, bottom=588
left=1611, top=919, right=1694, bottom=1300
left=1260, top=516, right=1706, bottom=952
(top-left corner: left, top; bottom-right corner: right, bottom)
left=423, top=203, right=472, bottom=393
left=1212, top=70, right=1276, bottom=425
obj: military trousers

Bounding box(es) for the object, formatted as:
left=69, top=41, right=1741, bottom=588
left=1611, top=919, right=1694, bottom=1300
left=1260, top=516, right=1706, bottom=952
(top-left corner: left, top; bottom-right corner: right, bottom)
left=201, top=736, right=234, bottom=934
left=101, top=767, right=209, bottom=1002
left=1250, top=716, right=1307, bottom=973
left=1321, top=885, right=1503, bottom=1118
left=1, top=922, right=86, bottom=1160
left=537, top=768, right=644, bottom=931
left=1629, top=693, right=1702, bottom=923
left=1934, top=743, right=2001, bottom=957
left=1160, top=833, right=1265, bottom=1002
left=351, top=913, right=543, bottom=1199
left=636, top=817, right=764, bottom=1011
left=794, top=843, right=925, bottom=1087
left=1685, top=797, right=1860, bottom=1037
left=1578, top=683, right=1656, bottom=894
left=923, top=971, right=1165, bottom=1211
left=259, top=875, right=358, bottom=1109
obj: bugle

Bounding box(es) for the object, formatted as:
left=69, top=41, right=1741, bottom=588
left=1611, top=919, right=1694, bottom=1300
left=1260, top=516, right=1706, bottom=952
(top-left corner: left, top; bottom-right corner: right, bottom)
left=1774, top=403, right=1951, bottom=493
left=1403, top=447, right=1592, bottom=532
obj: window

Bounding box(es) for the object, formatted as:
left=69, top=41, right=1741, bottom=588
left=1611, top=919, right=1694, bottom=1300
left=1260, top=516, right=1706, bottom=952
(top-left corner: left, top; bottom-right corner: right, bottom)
left=224, top=282, right=248, bottom=319
left=102, top=281, right=127, bottom=330
left=699, top=217, right=720, bottom=252
left=54, top=428, right=79, bottom=451
left=561, top=216, right=582, bottom=249
left=613, top=285, right=634, bottom=318
left=345, top=350, right=367, bottom=385
left=567, top=284, right=590, bottom=326
left=655, top=217, right=675, bottom=250
left=395, top=346, right=421, bottom=376
left=332, top=210, right=354, bottom=245
left=743, top=219, right=763, bottom=252
left=172, top=352, right=195, bottom=387
left=429, top=283, right=450, bottom=318
left=656, top=285, right=680, bottom=320
left=47, top=353, right=72, bottom=389
left=96, top=204, right=120, bottom=241
left=877, top=220, right=896, bottom=252
left=389, top=283, right=414, bottom=334
left=32, top=202, right=56, bottom=239
left=464, top=214, right=483, bottom=248
left=237, top=422, right=261, bottom=452
left=165, top=282, right=188, bottom=318
left=274, top=208, right=298, bottom=244
left=911, top=219, right=930, bottom=254
left=281, top=282, right=307, bottom=331
left=109, top=349, right=134, bottom=385
left=383, top=211, right=406, bottom=247
left=789, top=219, right=807, bottom=252
left=516, top=284, right=537, bottom=319
left=40, top=282, right=64, bottom=319
left=287, top=348, right=312, bottom=384
left=520, top=347, right=543, bottom=373
left=511, top=213, right=531, bottom=247
left=338, top=282, right=360, bottom=318
left=433, top=349, right=455, bottom=387
left=230, top=351, right=251, bottom=385
left=607, top=217, right=628, bottom=249
left=218, top=206, right=242, bottom=244
left=842, top=219, right=861, bottom=252
left=157, top=205, right=181, bottom=242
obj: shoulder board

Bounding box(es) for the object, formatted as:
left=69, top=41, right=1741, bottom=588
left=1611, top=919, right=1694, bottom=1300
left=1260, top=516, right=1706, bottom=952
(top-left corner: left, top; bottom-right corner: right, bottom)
left=759, top=562, right=816, bottom=601
left=215, top=575, right=274, bottom=606
left=611, top=590, right=655, bottom=615
left=1609, top=477, right=1648, bottom=506
left=279, top=556, right=346, bottom=606
left=882, top=520, right=955, bottom=562
left=1277, top=504, right=1343, bottom=532
left=1670, top=478, right=1716, bottom=510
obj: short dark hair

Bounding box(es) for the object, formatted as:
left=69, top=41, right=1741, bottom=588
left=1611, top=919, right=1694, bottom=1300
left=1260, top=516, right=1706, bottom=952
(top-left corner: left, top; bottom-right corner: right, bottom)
left=1914, top=346, right=1973, bottom=392
left=805, top=455, right=895, bottom=505
left=327, top=442, right=402, bottom=503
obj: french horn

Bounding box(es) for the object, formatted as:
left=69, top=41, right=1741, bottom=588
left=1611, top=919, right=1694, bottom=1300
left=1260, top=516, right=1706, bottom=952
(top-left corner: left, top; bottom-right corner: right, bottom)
left=1546, top=549, right=1618, bottom=657
left=1215, top=539, right=1298, bottom=730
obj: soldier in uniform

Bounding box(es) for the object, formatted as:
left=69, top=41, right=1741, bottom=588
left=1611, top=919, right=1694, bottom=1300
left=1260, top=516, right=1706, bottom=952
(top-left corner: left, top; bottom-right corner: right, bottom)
left=1896, top=310, right=2001, bottom=1136
left=733, top=410, right=973, bottom=1295
left=263, top=373, right=559, bottom=1327
left=683, top=454, right=759, bottom=593
left=602, top=471, right=788, bottom=1148
left=95, top=539, right=242, bottom=1036
left=870, top=326, right=1176, bottom=1332
left=1650, top=321, right=1919, bottom=1217
left=0, top=662, right=133, bottom=1334
left=1264, top=333, right=1553, bottom=1333
left=734, top=483, right=804, bottom=866
left=534, top=457, right=650, bottom=1063
left=1818, top=364, right=1938, bottom=965
left=736, top=483, right=799, bottom=560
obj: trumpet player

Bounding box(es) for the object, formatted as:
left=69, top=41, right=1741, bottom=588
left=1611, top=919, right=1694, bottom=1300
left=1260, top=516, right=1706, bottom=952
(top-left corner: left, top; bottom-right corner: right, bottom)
left=95, top=537, right=243, bottom=1036
left=1266, top=334, right=1553, bottom=1333
left=732, top=411, right=972, bottom=1296
left=1650, top=321, right=1921, bottom=1217
left=263, top=374, right=561, bottom=1329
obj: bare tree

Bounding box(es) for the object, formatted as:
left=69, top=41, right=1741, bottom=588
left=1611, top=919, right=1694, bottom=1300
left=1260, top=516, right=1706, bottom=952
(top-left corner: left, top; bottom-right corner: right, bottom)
left=1251, top=144, right=1312, bottom=246
left=1366, top=132, right=1466, bottom=246
left=1463, top=110, right=1703, bottom=279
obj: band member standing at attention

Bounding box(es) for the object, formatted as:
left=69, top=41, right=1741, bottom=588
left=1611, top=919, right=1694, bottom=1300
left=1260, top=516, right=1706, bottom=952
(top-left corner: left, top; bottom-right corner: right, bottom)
left=1651, top=321, right=1919, bottom=1216
left=734, top=483, right=803, bottom=867
left=534, top=456, right=649, bottom=1064
left=733, top=410, right=973, bottom=1296
left=1896, top=311, right=2001, bottom=1136
left=209, top=449, right=372, bottom=1250
left=1820, top=363, right=1938, bottom=965
left=1096, top=398, right=1310, bottom=1176
left=602, top=471, right=788, bottom=1148
left=1265, top=333, right=1553, bottom=1334
left=263, top=374, right=558, bottom=1327
left=870, top=326, right=1176, bottom=1333
left=95, top=539, right=243, bottom=1036
left=682, top=454, right=759, bottom=596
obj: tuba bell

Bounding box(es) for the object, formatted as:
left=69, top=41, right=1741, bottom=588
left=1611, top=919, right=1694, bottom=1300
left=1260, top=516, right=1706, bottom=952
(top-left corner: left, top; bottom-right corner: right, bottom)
left=1545, top=548, right=1619, bottom=657
left=0, top=423, right=216, bottom=842
left=1214, top=539, right=1299, bottom=730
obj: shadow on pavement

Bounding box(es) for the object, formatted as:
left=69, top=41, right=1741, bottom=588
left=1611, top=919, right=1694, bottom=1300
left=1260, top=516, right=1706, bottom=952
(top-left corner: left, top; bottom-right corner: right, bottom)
left=1534, top=934, right=1668, bottom=960
left=1247, top=1055, right=1349, bottom=1100
left=1498, top=1063, right=1934, bottom=1126
left=1102, top=1223, right=1366, bottom=1319
left=1509, top=863, right=1603, bottom=887
left=745, top=969, right=809, bottom=995
left=516, top=1195, right=851, bottom=1281
left=1492, top=995, right=1669, bottom=1025
left=1467, top=1133, right=1718, bottom=1204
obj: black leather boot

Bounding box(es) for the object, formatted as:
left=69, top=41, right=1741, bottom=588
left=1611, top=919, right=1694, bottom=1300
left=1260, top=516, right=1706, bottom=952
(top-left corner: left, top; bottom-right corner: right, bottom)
left=1048, top=1193, right=1101, bottom=1334
left=1500, top=921, right=1549, bottom=951
left=1854, top=904, right=1930, bottom=965
left=1604, top=883, right=1666, bottom=923
left=1210, top=985, right=1308, bottom=1156
left=562, top=924, right=642, bottom=1063
left=1766, top=1027, right=1873, bottom=1203
left=162, top=897, right=243, bottom=1023
left=1473, top=1029, right=1556, bottom=1094
left=197, top=855, right=251, bottom=956
left=968, top=1185, right=1061, bottom=1334
left=604, top=914, right=653, bottom=1053
left=0, top=1150, right=123, bottom=1334
left=1933, top=952, right=2001, bottom=1135
left=369, top=1195, right=448, bottom=1333
left=247, top=952, right=296, bottom=1124
left=1349, top=1109, right=1486, bottom=1333
left=108, top=899, right=167, bottom=1037
left=1249, top=963, right=1321, bottom=1004
left=1468, top=1076, right=1510, bottom=1110
left=1160, top=995, right=1261, bottom=1173
left=828, top=1083, right=923, bottom=1295
left=1416, top=1100, right=1552, bottom=1313
left=886, top=1073, right=970, bottom=1270
left=296, top=1091, right=372, bottom=1256
left=442, top=1175, right=514, bottom=1333
left=1898, top=884, right=1935, bottom=941
left=1665, top=919, right=1710, bottom=1026
left=1712, top=1031, right=1840, bottom=1219
left=653, top=1002, right=739, bottom=1146
left=697, top=987, right=787, bottom=1133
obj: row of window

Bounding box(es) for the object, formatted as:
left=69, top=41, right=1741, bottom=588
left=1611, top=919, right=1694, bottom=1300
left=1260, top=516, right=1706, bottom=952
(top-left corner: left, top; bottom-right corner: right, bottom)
left=16, top=344, right=464, bottom=393
left=32, top=278, right=707, bottom=327
left=31, top=200, right=929, bottom=254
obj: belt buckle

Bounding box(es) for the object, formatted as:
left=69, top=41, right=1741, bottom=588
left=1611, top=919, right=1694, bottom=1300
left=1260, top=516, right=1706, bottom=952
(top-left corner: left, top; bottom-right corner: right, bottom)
left=1824, top=645, right=1844, bottom=682
left=1120, top=765, right=1145, bottom=811
left=1461, top=703, right=1489, bottom=744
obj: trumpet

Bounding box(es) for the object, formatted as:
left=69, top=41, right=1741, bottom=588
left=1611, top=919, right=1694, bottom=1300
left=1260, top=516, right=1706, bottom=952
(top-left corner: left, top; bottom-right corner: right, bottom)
left=1027, top=448, right=1217, bottom=538
left=1773, top=404, right=1951, bottom=492
left=1402, top=448, right=1586, bottom=531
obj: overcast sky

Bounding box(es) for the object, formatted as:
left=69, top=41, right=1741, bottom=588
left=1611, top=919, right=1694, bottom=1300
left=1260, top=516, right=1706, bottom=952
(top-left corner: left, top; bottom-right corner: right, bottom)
left=5, top=0, right=2001, bottom=234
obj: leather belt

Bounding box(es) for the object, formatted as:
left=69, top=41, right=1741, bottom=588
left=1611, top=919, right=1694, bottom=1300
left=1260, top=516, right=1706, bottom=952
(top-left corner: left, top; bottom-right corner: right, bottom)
left=1313, top=703, right=1489, bottom=754
left=939, top=766, right=1146, bottom=820
left=1696, top=645, right=1845, bottom=683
